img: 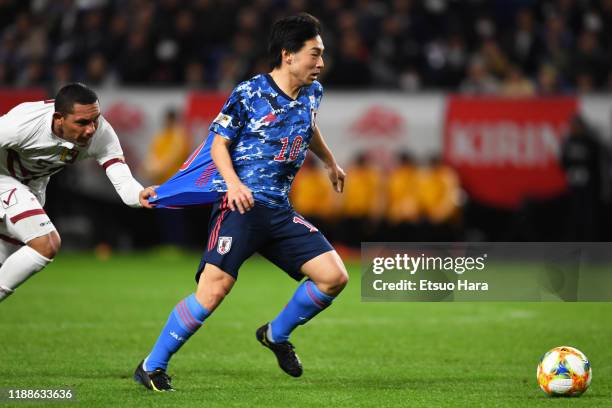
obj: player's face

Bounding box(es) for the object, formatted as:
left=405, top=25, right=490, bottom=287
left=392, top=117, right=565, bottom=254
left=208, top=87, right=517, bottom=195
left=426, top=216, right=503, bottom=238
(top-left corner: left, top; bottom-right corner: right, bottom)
left=55, top=102, right=101, bottom=147
left=289, top=35, right=324, bottom=86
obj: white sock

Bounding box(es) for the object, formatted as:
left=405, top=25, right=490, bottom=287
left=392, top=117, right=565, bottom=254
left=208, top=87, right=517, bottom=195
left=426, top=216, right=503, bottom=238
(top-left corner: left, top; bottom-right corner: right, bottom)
left=0, top=246, right=51, bottom=302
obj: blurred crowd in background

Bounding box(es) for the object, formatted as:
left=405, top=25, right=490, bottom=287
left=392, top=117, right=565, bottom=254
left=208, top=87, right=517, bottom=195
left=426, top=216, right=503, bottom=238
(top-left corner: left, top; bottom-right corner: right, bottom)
left=1, top=0, right=612, bottom=93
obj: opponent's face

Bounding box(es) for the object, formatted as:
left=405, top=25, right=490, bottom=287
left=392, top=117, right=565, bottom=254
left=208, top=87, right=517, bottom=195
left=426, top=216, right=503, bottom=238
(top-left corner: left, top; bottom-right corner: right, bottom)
left=53, top=102, right=100, bottom=147
left=287, top=35, right=324, bottom=86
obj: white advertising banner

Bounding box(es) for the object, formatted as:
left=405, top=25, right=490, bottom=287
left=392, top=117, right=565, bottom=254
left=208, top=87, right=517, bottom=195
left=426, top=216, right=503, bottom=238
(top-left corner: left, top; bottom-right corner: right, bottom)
left=315, top=92, right=446, bottom=167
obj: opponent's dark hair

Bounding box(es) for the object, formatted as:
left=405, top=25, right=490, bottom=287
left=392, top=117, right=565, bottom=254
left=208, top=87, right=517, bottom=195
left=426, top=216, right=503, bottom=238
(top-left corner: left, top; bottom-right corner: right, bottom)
left=268, top=13, right=322, bottom=69
left=54, top=83, right=98, bottom=115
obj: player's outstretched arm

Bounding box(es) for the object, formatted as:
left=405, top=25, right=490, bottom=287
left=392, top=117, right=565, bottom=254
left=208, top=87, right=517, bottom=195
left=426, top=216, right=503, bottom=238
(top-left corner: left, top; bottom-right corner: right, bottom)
left=210, top=134, right=254, bottom=214
left=105, top=158, right=151, bottom=208
left=309, top=125, right=345, bottom=193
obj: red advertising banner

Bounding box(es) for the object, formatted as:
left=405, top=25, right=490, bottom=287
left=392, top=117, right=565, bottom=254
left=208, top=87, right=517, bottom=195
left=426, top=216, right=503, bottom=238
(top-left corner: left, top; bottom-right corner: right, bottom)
left=184, top=92, right=229, bottom=141
left=444, top=96, right=577, bottom=209
left=0, top=88, right=47, bottom=114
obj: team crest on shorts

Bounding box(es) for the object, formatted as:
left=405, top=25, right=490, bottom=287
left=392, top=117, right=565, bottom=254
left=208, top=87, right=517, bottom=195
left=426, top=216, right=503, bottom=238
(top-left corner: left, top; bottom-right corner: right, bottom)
left=217, top=236, right=232, bottom=255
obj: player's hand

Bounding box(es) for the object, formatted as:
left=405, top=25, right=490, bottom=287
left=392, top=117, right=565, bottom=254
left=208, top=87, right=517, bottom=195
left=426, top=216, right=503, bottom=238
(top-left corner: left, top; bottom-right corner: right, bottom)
left=227, top=182, right=254, bottom=214
left=139, top=185, right=158, bottom=208
left=327, top=163, right=346, bottom=193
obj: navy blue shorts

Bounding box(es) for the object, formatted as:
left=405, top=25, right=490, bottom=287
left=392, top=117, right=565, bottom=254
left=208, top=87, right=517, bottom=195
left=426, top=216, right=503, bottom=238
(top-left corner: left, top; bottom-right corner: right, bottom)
left=196, top=196, right=334, bottom=282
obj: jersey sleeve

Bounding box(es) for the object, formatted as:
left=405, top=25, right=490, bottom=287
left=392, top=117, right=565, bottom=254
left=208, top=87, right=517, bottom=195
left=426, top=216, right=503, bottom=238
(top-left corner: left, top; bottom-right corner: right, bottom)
left=209, top=86, right=248, bottom=141
left=0, top=110, right=25, bottom=149
left=89, top=116, right=125, bottom=167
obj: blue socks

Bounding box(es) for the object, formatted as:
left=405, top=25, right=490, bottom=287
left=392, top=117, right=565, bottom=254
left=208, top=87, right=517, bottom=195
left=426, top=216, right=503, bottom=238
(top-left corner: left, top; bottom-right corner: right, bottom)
left=144, top=294, right=209, bottom=371
left=144, top=281, right=334, bottom=369
left=269, top=279, right=335, bottom=343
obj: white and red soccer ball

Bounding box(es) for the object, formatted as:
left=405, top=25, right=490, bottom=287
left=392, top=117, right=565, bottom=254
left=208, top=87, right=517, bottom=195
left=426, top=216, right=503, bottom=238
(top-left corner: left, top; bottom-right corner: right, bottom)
left=537, top=346, right=592, bottom=396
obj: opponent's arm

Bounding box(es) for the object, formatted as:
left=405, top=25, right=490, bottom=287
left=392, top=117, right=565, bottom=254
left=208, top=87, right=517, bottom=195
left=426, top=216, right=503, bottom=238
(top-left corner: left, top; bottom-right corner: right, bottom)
left=104, top=158, right=156, bottom=208
left=210, top=134, right=254, bottom=214
left=309, top=125, right=345, bottom=193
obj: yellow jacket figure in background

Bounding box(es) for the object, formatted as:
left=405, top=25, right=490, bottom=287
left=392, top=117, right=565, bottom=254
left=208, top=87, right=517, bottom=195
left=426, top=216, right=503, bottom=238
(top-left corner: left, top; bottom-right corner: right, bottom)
left=143, top=109, right=191, bottom=185
left=417, top=156, right=461, bottom=224
left=386, top=153, right=420, bottom=224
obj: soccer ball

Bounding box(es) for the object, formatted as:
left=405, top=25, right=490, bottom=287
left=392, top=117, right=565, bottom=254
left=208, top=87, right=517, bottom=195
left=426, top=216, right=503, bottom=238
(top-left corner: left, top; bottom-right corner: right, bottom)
left=537, top=346, right=591, bottom=396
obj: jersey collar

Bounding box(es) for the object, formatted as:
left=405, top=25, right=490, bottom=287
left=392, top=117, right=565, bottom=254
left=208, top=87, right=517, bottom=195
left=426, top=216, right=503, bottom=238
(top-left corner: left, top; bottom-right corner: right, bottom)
left=264, top=74, right=303, bottom=102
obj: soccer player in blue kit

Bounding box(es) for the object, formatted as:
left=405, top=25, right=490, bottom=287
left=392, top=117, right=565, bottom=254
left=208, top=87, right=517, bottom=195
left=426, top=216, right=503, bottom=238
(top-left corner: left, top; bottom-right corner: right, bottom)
left=134, top=13, right=349, bottom=391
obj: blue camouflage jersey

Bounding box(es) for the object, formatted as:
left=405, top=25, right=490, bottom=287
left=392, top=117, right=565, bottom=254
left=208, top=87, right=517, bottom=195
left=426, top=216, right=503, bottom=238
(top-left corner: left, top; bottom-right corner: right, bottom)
left=152, top=74, right=323, bottom=209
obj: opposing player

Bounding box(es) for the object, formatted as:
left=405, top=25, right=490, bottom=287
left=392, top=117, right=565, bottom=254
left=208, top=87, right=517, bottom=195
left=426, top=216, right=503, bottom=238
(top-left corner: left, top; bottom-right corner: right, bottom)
left=134, top=13, right=348, bottom=391
left=0, top=83, right=156, bottom=302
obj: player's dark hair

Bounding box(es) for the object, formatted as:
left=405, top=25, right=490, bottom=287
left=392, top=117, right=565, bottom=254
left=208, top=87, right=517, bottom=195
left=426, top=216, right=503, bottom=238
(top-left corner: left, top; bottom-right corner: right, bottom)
left=54, top=83, right=98, bottom=115
left=268, top=13, right=322, bottom=69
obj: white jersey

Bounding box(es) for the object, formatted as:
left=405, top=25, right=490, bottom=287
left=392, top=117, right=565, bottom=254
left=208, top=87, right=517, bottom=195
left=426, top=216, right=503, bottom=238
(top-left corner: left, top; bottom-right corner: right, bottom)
left=0, top=100, right=124, bottom=204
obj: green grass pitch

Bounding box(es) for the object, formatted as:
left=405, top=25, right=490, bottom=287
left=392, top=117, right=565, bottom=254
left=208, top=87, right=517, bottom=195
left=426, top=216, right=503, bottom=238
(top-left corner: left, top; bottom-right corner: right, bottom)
left=0, top=251, right=610, bottom=407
